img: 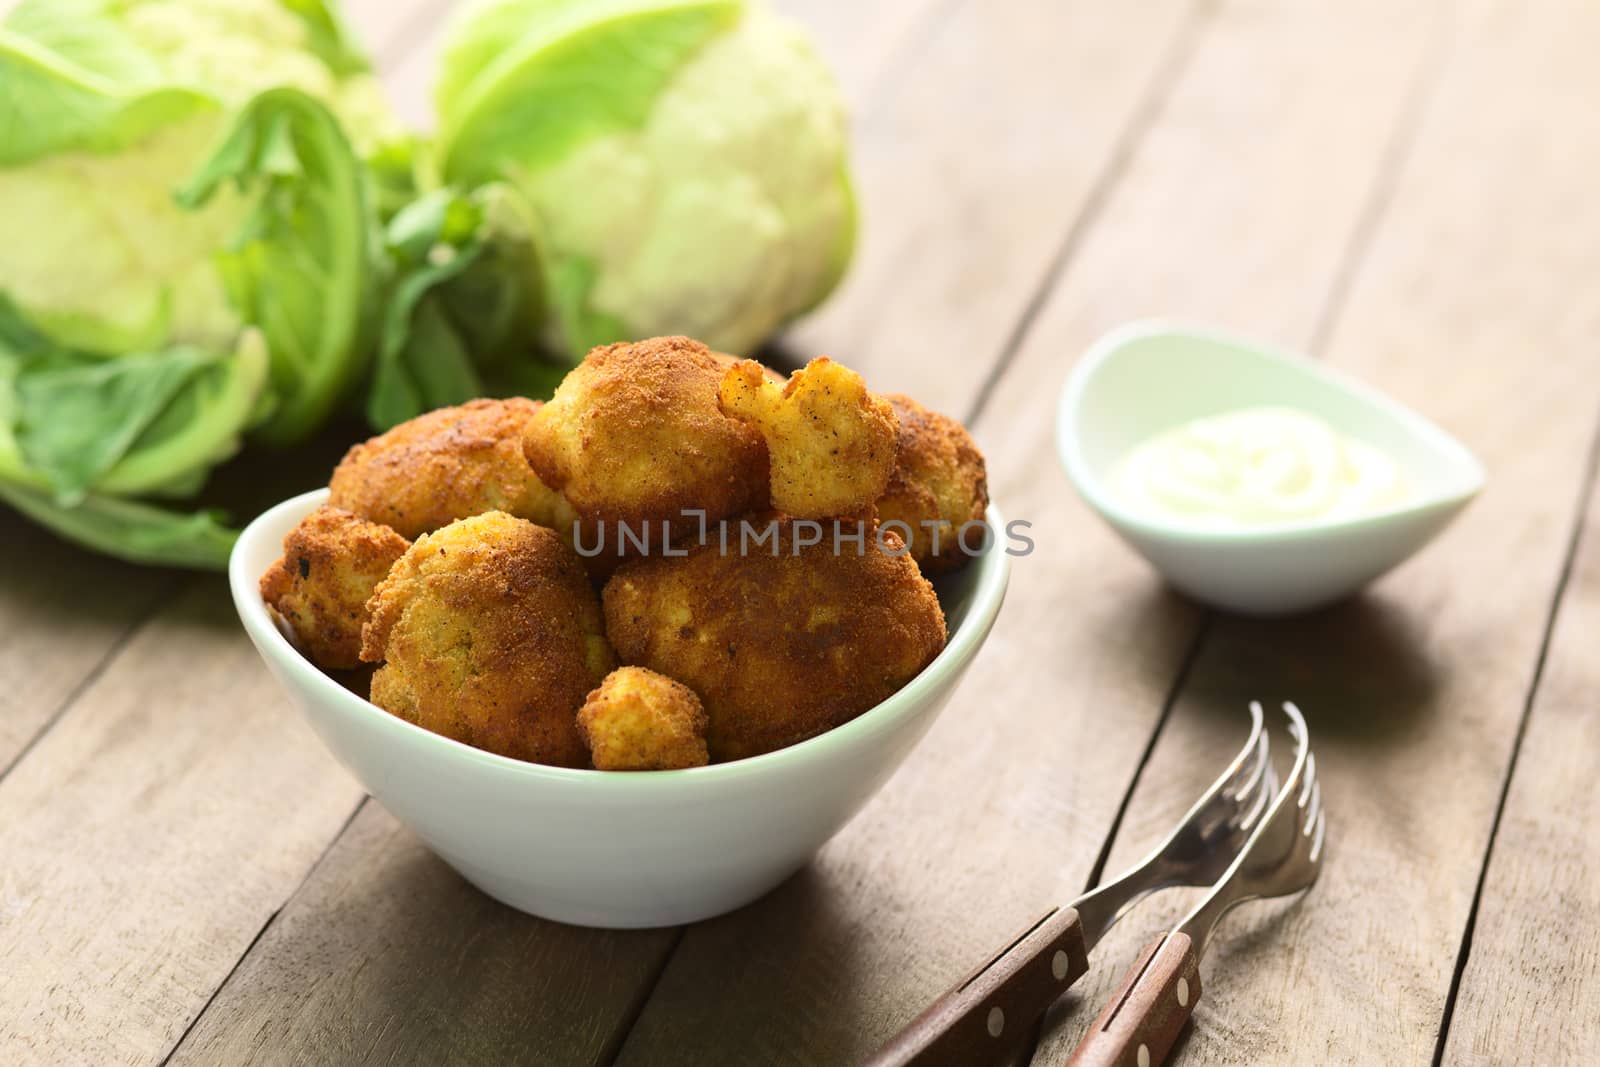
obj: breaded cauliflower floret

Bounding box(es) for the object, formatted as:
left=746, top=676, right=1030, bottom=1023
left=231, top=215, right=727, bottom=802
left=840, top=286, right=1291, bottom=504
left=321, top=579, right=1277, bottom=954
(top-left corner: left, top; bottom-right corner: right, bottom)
left=360, top=512, right=615, bottom=766
left=329, top=397, right=577, bottom=541
left=522, top=336, right=768, bottom=546
left=578, top=667, right=710, bottom=770
left=259, top=505, right=409, bottom=670
left=604, top=516, right=946, bottom=761
left=718, top=356, right=898, bottom=518
left=876, top=395, right=990, bottom=573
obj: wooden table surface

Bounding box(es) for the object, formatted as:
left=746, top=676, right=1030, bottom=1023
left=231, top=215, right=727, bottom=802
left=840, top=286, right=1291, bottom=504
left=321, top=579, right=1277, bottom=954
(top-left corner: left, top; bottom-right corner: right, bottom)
left=4, top=0, right=1599, bottom=1064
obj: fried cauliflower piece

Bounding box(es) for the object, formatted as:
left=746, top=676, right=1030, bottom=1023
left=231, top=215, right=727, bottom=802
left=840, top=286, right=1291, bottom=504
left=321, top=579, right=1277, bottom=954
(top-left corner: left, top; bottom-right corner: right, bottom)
left=578, top=667, right=710, bottom=771
left=523, top=337, right=767, bottom=546
left=360, top=511, right=615, bottom=766
left=329, top=397, right=577, bottom=541
left=876, top=395, right=990, bottom=573
left=604, top=516, right=946, bottom=761
left=259, top=505, right=409, bottom=670
left=718, top=356, right=898, bottom=518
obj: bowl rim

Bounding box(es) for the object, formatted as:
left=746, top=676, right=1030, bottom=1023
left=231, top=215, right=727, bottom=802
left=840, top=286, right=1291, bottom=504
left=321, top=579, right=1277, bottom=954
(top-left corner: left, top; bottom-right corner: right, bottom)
left=230, top=489, right=1011, bottom=790
left=1055, top=318, right=1487, bottom=545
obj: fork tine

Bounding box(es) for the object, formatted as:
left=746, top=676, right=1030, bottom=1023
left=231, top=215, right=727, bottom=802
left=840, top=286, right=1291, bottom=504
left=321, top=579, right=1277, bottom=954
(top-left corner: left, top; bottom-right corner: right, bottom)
left=1221, top=704, right=1272, bottom=828
left=1072, top=702, right=1273, bottom=947
left=1284, top=700, right=1307, bottom=744
left=1230, top=701, right=1269, bottom=788
left=1232, top=732, right=1271, bottom=806
left=877, top=700, right=1300, bottom=1067
left=1069, top=704, right=1323, bottom=1067
left=1209, top=705, right=1314, bottom=886
left=1230, top=703, right=1313, bottom=868
left=1298, top=753, right=1317, bottom=807
left=1239, top=765, right=1274, bottom=830
left=1194, top=704, right=1273, bottom=834
left=1187, top=702, right=1270, bottom=839
left=1304, top=779, right=1322, bottom=833
left=1235, top=777, right=1273, bottom=831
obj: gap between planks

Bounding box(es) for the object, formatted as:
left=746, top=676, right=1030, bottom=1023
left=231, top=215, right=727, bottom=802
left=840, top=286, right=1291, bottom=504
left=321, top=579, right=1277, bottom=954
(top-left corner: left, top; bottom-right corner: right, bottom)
left=611, top=0, right=1450, bottom=1061
left=605, top=0, right=1220, bottom=1061
left=1302, top=0, right=1458, bottom=357
left=962, top=0, right=1212, bottom=431
left=1429, top=408, right=1600, bottom=1066
left=992, top=1, right=1454, bottom=1062
left=0, top=574, right=185, bottom=785
left=157, top=797, right=373, bottom=1067
left=1027, top=0, right=1600, bottom=1058
left=1052, top=0, right=1455, bottom=1033
left=1035, top=0, right=1581, bottom=1055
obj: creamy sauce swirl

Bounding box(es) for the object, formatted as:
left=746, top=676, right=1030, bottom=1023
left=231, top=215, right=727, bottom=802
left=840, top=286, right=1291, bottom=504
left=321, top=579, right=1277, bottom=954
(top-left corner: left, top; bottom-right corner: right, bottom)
left=1114, top=406, right=1407, bottom=527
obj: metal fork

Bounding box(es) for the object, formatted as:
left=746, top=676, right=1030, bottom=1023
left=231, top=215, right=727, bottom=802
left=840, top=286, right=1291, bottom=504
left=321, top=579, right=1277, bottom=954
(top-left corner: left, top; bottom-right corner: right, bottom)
left=1064, top=701, right=1326, bottom=1067
left=867, top=704, right=1276, bottom=1067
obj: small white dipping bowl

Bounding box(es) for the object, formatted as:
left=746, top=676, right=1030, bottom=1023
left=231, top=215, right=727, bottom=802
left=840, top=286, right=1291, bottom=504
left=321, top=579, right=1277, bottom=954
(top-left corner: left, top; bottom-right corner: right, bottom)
left=230, top=489, right=1009, bottom=928
left=1058, top=321, right=1484, bottom=615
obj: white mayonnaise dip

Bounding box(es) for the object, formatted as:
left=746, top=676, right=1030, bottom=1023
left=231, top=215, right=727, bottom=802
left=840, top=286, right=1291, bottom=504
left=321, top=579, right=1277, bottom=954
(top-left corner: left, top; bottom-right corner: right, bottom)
left=1114, top=406, right=1407, bottom=527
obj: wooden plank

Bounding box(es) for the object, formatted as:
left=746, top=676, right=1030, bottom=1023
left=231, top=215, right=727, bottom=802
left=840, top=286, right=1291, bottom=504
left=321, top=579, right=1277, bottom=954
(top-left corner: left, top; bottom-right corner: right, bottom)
left=0, top=510, right=173, bottom=775
left=614, top=1, right=1445, bottom=1062
left=772, top=0, right=943, bottom=103
left=1439, top=479, right=1600, bottom=1059
left=340, top=0, right=457, bottom=130
left=342, top=0, right=447, bottom=64
left=0, top=580, right=364, bottom=1066
left=167, top=802, right=678, bottom=1067
left=1031, top=0, right=1600, bottom=1061
left=786, top=0, right=1205, bottom=417
left=368, top=1, right=450, bottom=132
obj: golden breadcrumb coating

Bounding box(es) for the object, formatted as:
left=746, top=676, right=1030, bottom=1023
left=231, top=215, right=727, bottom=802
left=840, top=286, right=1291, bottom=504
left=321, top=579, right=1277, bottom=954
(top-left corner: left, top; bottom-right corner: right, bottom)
left=329, top=397, right=578, bottom=541
left=522, top=336, right=768, bottom=542
left=361, top=512, right=615, bottom=766
left=578, top=666, right=710, bottom=771
left=259, top=505, right=409, bottom=670
left=876, top=395, right=990, bottom=573
left=603, top=516, right=946, bottom=761
left=718, top=356, right=898, bottom=518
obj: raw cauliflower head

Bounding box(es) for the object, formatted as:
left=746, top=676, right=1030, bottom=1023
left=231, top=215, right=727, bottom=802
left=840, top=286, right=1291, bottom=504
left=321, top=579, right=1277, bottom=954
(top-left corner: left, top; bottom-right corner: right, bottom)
left=436, top=0, right=856, bottom=360
left=0, top=0, right=400, bottom=353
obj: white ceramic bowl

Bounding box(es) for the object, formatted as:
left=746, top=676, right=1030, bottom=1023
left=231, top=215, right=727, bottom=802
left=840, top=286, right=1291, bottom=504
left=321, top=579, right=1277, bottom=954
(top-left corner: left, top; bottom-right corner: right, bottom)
left=1058, top=321, right=1485, bottom=615
left=230, top=489, right=1009, bottom=928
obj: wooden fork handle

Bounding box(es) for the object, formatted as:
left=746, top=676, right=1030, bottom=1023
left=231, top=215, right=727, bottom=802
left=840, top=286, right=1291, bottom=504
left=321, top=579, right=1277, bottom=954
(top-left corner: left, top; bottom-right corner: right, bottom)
left=865, top=906, right=1090, bottom=1066
left=1064, top=933, right=1201, bottom=1067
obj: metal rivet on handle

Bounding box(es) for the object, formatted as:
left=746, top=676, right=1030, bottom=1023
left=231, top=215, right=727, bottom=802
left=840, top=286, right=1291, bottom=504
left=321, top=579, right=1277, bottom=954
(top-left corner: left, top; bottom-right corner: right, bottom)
left=1052, top=949, right=1069, bottom=981
left=1177, top=976, right=1190, bottom=1007
left=1137, top=1043, right=1151, bottom=1067
left=986, top=1007, right=1004, bottom=1037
